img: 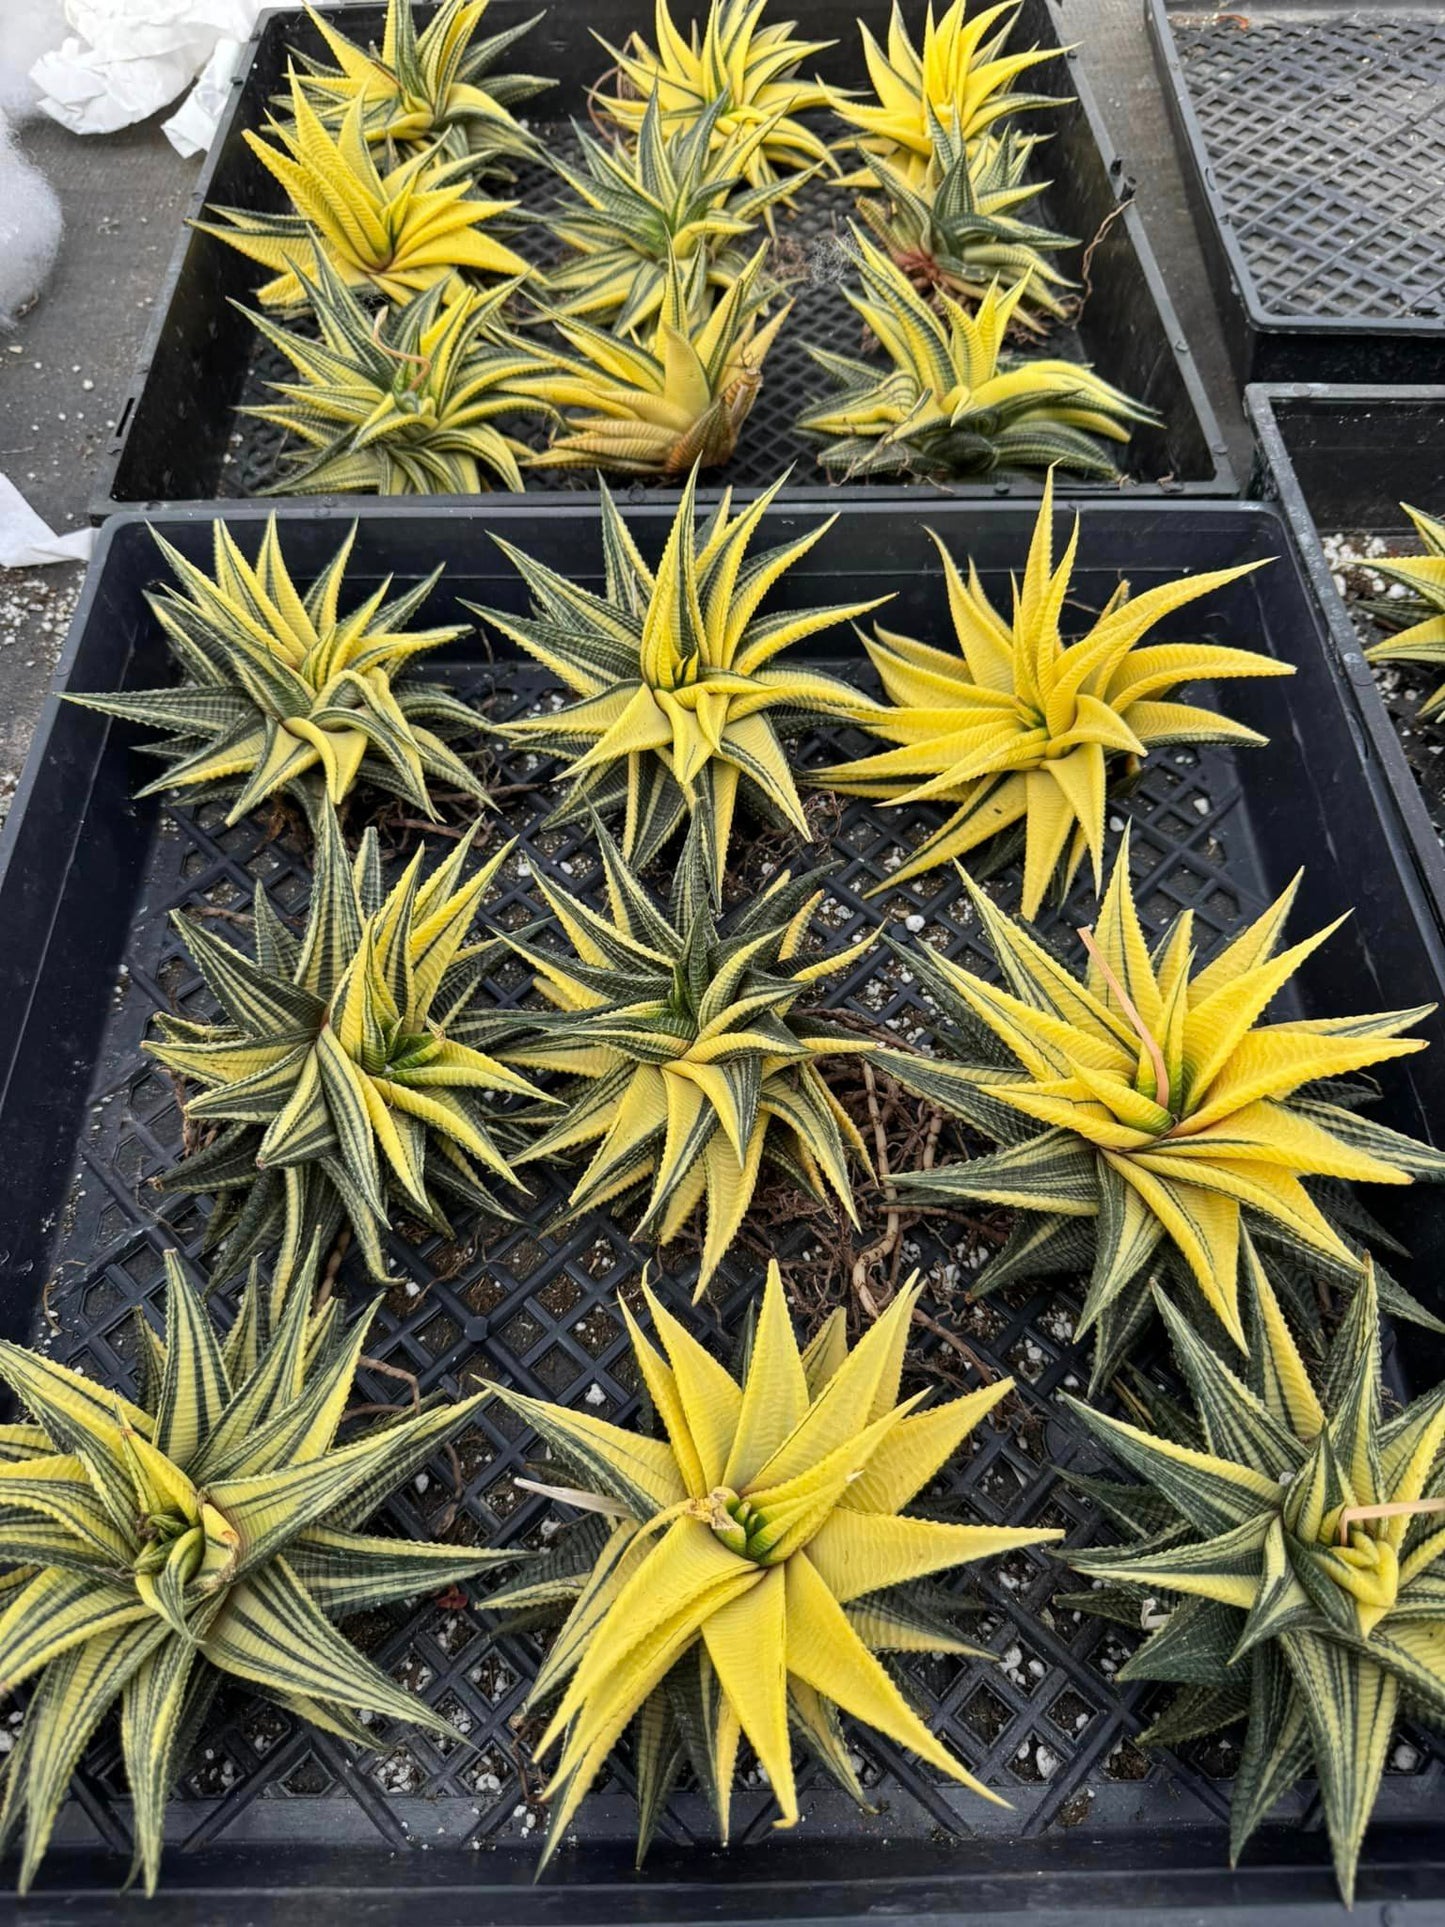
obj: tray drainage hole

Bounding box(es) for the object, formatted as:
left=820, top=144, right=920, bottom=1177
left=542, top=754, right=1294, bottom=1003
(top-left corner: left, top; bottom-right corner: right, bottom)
left=1047, top=1689, right=1097, bottom=1736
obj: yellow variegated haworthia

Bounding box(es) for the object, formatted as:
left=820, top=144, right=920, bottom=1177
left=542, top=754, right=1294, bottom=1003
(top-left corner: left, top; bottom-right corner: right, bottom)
left=484, top=1261, right=1060, bottom=1865
left=66, top=516, right=485, bottom=823
left=877, top=832, right=1445, bottom=1385
left=591, top=0, right=838, bottom=204
left=855, top=111, right=1076, bottom=335
left=148, top=803, right=545, bottom=1283
left=546, top=94, right=807, bottom=337
left=514, top=245, right=789, bottom=478
left=196, top=76, right=532, bottom=309
left=291, top=0, right=551, bottom=168
left=1362, top=502, right=1445, bottom=719
left=0, top=1243, right=503, bottom=1895
left=813, top=472, right=1291, bottom=915
left=479, top=822, right=874, bottom=1295
left=1063, top=1260, right=1445, bottom=1905
left=833, top=0, right=1065, bottom=189
left=240, top=256, right=550, bottom=496
left=466, top=468, right=886, bottom=896
left=798, top=235, right=1157, bottom=482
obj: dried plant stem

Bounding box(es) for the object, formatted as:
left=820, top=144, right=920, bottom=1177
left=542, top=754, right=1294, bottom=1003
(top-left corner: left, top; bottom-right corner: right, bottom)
left=1336, top=1496, right=1445, bottom=1543
left=316, top=1226, right=352, bottom=1309
left=1078, top=924, right=1171, bottom=1114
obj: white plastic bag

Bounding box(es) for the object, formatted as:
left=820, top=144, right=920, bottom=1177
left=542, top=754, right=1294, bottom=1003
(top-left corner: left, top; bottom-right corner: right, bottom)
left=31, top=0, right=299, bottom=141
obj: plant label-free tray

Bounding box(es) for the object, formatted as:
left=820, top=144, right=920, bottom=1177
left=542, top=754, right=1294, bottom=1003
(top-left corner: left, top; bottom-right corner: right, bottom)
left=4, top=498, right=1444, bottom=1916
left=1149, top=0, right=1445, bottom=387
left=92, top=0, right=1235, bottom=516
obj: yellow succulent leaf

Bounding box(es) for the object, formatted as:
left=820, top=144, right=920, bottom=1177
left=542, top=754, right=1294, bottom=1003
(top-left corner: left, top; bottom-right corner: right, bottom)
left=783, top=1550, right=1008, bottom=1806
left=807, top=1509, right=1059, bottom=1603
left=702, top=1567, right=796, bottom=1825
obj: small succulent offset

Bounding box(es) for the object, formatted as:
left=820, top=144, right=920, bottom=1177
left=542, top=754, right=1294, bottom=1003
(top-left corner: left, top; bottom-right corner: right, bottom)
left=198, top=78, right=531, bottom=309
left=68, top=517, right=485, bottom=824
left=545, top=95, right=805, bottom=336
left=877, top=834, right=1445, bottom=1386
left=483, top=823, right=874, bottom=1294
left=854, top=111, right=1076, bottom=334
left=467, top=470, right=885, bottom=896
left=240, top=257, right=550, bottom=495
left=484, top=1261, right=1059, bottom=1866
left=515, top=245, right=789, bottom=478
left=812, top=473, right=1290, bottom=915
left=798, top=234, right=1156, bottom=482
left=833, top=0, right=1063, bottom=190
left=592, top=0, right=837, bottom=204
left=0, top=1245, right=501, bottom=1894
left=1362, top=502, right=1445, bottom=721
left=148, top=805, right=545, bottom=1283
left=291, top=0, right=551, bottom=168
left=1063, top=1261, right=1445, bottom=1904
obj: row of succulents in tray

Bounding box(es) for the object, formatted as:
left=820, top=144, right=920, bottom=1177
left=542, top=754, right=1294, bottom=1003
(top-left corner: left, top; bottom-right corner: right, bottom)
left=196, top=0, right=1161, bottom=493
left=8, top=474, right=1445, bottom=1904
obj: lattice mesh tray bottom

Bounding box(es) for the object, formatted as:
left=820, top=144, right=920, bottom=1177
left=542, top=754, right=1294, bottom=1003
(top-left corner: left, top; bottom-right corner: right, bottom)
left=37, top=650, right=1445, bottom=1860
left=1172, top=9, right=1445, bottom=322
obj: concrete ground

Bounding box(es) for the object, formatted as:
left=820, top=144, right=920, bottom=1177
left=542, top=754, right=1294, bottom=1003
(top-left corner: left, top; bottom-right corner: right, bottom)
left=0, top=0, right=1249, bottom=793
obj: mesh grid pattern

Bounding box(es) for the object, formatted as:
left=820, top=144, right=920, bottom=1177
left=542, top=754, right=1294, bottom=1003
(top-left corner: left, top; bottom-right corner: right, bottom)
left=1172, top=10, right=1445, bottom=322
left=222, top=129, right=1094, bottom=499
left=36, top=628, right=1445, bottom=1858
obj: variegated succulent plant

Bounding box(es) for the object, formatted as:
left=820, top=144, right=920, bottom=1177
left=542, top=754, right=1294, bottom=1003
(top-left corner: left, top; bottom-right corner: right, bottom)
left=239, top=256, right=549, bottom=494
left=67, top=517, right=485, bottom=824
left=198, top=77, right=531, bottom=309
left=484, top=1260, right=1058, bottom=1864
left=592, top=0, right=837, bottom=204
left=1063, top=1259, right=1445, bottom=1904
left=148, top=804, right=545, bottom=1283
left=798, top=234, right=1156, bottom=481
left=545, top=94, right=805, bottom=335
left=479, top=822, right=874, bottom=1294
left=515, top=244, right=789, bottom=477
left=833, top=0, right=1064, bottom=189
left=1362, top=502, right=1445, bottom=720
left=812, top=472, right=1290, bottom=916
left=854, top=109, right=1075, bottom=333
left=876, top=833, right=1445, bottom=1386
left=466, top=469, right=885, bottom=896
left=291, top=0, right=551, bottom=167
left=0, top=1243, right=501, bottom=1894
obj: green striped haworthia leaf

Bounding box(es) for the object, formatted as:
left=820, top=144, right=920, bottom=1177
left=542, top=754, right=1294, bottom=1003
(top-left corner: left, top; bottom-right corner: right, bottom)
left=545, top=93, right=806, bottom=337
left=290, top=0, right=550, bottom=169
left=854, top=109, right=1075, bottom=336
left=240, top=254, right=552, bottom=497
left=0, top=1244, right=507, bottom=1895
left=67, top=514, right=485, bottom=823
left=1065, top=1260, right=1445, bottom=1903
left=475, top=817, right=875, bottom=1294
left=464, top=466, right=887, bottom=897
left=878, top=829, right=1445, bottom=1386
left=796, top=233, right=1158, bottom=484
left=148, top=800, right=543, bottom=1282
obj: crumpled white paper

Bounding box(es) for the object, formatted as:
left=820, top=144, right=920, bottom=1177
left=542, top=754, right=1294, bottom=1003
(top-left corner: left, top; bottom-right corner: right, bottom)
left=161, top=32, right=242, bottom=157
left=0, top=473, right=94, bottom=569
left=31, top=0, right=298, bottom=143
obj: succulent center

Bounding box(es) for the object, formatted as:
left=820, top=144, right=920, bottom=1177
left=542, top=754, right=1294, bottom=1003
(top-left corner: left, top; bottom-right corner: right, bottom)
left=1314, top=1518, right=1400, bottom=1622
left=686, top=1486, right=778, bottom=1564
left=133, top=1495, right=241, bottom=1606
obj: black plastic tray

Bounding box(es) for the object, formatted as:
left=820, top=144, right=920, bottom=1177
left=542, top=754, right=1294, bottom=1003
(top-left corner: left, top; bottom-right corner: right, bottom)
left=6, top=499, right=1445, bottom=1918
left=1148, top=0, right=1445, bottom=388
left=90, top=0, right=1235, bottom=518
left=1245, top=382, right=1445, bottom=945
